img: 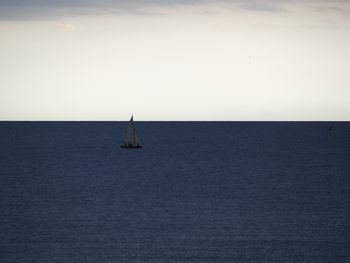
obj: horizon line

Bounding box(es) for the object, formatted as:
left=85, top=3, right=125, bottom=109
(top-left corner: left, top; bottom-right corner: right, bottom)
left=0, top=120, right=348, bottom=123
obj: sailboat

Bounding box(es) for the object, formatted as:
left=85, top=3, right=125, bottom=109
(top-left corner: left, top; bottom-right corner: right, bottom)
left=120, top=115, right=142, bottom=149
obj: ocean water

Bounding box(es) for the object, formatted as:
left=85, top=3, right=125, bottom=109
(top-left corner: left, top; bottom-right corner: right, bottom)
left=0, top=121, right=349, bottom=263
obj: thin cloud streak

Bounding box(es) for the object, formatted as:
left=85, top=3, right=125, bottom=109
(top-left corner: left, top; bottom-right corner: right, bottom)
left=0, top=0, right=349, bottom=20
left=239, top=2, right=287, bottom=12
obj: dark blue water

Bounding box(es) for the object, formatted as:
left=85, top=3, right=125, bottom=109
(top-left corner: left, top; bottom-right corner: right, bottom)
left=0, top=122, right=349, bottom=262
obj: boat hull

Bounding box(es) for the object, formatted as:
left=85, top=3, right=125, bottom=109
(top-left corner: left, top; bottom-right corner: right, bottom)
left=120, top=145, right=142, bottom=149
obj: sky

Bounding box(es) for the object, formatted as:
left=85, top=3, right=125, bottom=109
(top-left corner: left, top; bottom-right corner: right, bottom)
left=0, top=0, right=349, bottom=120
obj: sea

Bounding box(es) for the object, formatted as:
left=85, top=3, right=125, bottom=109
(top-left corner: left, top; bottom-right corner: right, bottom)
left=0, top=121, right=349, bottom=262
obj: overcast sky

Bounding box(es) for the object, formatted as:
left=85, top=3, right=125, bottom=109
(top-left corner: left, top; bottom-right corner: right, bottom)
left=0, top=0, right=349, bottom=120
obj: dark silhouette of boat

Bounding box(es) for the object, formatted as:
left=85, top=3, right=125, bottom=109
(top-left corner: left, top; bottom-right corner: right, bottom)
left=120, top=115, right=142, bottom=149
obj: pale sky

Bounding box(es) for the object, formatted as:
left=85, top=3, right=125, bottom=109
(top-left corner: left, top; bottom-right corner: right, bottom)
left=0, top=0, right=349, bottom=120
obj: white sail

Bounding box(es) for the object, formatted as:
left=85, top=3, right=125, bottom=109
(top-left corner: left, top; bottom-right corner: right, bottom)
left=122, top=115, right=142, bottom=148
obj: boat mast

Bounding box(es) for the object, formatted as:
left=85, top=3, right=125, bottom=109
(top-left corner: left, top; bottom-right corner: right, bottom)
left=132, top=115, right=136, bottom=145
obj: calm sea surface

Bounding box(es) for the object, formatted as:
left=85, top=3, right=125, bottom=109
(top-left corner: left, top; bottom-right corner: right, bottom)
left=0, top=122, right=349, bottom=262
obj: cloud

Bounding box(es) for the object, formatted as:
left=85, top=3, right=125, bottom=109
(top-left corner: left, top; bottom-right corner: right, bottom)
left=313, top=5, right=344, bottom=13
left=0, top=0, right=191, bottom=20
left=0, top=0, right=349, bottom=20
left=54, top=21, right=79, bottom=32
left=239, top=2, right=286, bottom=12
